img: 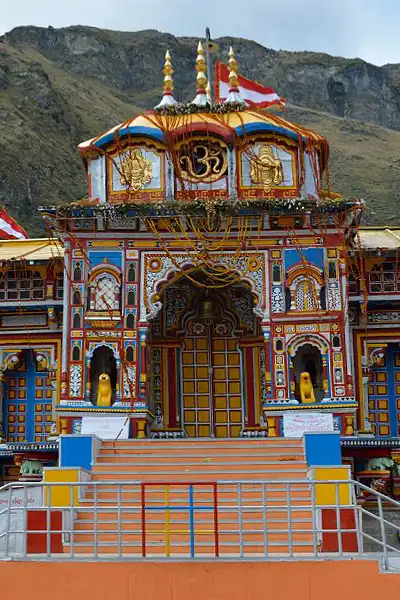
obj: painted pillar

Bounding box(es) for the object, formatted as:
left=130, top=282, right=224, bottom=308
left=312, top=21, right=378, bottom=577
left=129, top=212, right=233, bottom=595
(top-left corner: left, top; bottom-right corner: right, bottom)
left=0, top=372, right=4, bottom=429
left=322, top=354, right=329, bottom=399
left=138, top=325, right=150, bottom=402
left=61, top=241, right=71, bottom=400
left=85, top=358, right=91, bottom=402
left=261, top=325, right=272, bottom=399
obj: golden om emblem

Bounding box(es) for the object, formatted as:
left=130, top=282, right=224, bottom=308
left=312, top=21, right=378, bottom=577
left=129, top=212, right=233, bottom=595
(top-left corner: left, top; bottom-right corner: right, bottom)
left=179, top=142, right=228, bottom=183
left=119, top=148, right=152, bottom=191
left=250, top=144, right=284, bottom=193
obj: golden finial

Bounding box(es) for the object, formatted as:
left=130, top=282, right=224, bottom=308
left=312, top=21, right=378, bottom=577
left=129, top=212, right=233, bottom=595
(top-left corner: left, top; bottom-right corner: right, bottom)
left=155, top=49, right=178, bottom=108
left=225, top=46, right=244, bottom=104
left=192, top=40, right=210, bottom=107
left=206, top=81, right=211, bottom=102
left=228, top=46, right=239, bottom=90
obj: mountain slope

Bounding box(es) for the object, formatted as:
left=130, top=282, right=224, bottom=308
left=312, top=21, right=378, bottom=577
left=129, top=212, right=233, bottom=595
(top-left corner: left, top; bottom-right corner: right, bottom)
left=1, top=25, right=400, bottom=233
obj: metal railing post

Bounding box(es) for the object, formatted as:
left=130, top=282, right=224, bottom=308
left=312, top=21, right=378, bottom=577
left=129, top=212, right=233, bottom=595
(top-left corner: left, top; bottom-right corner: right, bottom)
left=22, top=485, right=28, bottom=559
left=262, top=482, right=268, bottom=558
left=46, top=482, right=51, bottom=558
left=93, top=483, right=98, bottom=559
left=335, top=482, right=343, bottom=556
left=117, top=483, right=122, bottom=559
left=237, top=482, right=243, bottom=558
left=286, top=482, right=293, bottom=556
left=4, top=485, right=12, bottom=557
left=70, top=482, right=75, bottom=558
left=378, top=494, right=389, bottom=570
left=311, top=481, right=318, bottom=556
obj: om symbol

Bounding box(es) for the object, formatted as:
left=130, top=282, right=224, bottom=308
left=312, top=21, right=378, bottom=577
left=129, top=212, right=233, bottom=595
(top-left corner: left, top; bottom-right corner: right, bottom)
left=179, top=142, right=228, bottom=183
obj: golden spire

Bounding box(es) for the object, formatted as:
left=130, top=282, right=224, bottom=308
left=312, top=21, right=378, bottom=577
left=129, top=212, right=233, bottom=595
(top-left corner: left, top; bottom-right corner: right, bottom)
left=155, top=49, right=178, bottom=108
left=225, top=46, right=245, bottom=104
left=192, top=41, right=210, bottom=107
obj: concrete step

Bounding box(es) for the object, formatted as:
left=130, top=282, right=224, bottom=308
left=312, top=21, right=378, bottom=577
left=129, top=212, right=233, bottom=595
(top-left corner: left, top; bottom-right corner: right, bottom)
left=96, top=454, right=305, bottom=463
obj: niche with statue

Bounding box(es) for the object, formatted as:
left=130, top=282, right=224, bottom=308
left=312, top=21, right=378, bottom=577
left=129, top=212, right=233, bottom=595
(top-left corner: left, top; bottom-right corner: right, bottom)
left=292, top=343, right=324, bottom=403
left=90, top=346, right=117, bottom=406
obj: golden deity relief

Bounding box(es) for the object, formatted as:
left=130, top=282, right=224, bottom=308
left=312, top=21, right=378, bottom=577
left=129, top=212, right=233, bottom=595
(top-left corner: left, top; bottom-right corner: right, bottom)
left=179, top=142, right=228, bottom=183
left=119, top=148, right=152, bottom=191
left=250, top=144, right=284, bottom=192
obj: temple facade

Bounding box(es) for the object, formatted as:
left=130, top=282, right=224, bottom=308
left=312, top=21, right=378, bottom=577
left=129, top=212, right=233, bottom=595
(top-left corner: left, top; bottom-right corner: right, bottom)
left=0, top=45, right=399, bottom=492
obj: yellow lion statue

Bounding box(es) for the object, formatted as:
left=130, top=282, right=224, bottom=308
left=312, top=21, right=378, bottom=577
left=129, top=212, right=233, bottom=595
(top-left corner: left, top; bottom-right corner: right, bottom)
left=97, top=373, right=112, bottom=407
left=300, top=372, right=316, bottom=403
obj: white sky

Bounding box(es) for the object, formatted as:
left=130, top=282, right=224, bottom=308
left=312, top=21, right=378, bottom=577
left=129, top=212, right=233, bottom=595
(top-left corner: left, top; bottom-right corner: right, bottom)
left=2, top=0, right=400, bottom=66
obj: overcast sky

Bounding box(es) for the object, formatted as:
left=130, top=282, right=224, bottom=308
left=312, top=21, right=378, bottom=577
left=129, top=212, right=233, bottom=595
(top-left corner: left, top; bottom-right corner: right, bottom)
left=2, top=0, right=400, bottom=66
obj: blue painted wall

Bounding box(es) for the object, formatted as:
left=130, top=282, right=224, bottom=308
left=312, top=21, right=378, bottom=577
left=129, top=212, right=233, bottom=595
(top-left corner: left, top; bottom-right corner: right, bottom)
left=304, top=432, right=342, bottom=466
left=60, top=436, right=94, bottom=471
left=284, top=248, right=324, bottom=271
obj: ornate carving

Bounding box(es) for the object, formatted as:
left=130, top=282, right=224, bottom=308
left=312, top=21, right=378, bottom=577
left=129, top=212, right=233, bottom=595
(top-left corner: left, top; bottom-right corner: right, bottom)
left=271, top=286, right=285, bottom=313
left=123, top=365, right=137, bottom=397
left=70, top=364, right=82, bottom=398
left=327, top=282, right=341, bottom=310
left=179, top=142, right=227, bottom=183
left=368, top=311, right=400, bottom=323
left=250, top=145, right=283, bottom=192
left=143, top=251, right=266, bottom=321
left=119, top=148, right=152, bottom=191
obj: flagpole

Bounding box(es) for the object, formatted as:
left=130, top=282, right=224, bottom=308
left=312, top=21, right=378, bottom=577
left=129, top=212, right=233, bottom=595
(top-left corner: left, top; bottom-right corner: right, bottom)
left=205, top=27, right=213, bottom=104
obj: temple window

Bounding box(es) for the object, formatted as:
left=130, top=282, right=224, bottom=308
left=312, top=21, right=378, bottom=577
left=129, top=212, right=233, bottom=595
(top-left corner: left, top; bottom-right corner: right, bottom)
left=293, top=279, right=319, bottom=311
left=90, top=274, right=120, bottom=311
left=332, top=335, right=341, bottom=348
left=126, top=313, right=135, bottom=329
left=127, top=263, right=137, bottom=282
left=0, top=269, right=44, bottom=301
left=368, top=262, right=400, bottom=293
left=56, top=273, right=64, bottom=299
left=73, top=264, right=82, bottom=282
left=272, top=264, right=281, bottom=283
left=328, top=262, right=337, bottom=279
left=127, top=290, right=136, bottom=306
left=72, top=345, right=81, bottom=361
left=72, top=312, right=81, bottom=329
left=126, top=346, right=134, bottom=362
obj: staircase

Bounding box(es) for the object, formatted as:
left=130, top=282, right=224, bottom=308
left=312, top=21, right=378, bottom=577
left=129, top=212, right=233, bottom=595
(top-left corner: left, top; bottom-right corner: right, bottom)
left=69, top=438, right=315, bottom=557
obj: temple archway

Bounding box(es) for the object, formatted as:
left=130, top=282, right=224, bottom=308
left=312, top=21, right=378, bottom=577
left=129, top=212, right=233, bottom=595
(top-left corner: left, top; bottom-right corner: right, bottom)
left=292, top=343, right=324, bottom=403
left=148, top=272, right=264, bottom=438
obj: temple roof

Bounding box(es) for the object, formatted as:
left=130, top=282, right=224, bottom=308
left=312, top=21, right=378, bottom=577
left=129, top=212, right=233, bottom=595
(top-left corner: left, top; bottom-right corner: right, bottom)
left=357, top=228, right=400, bottom=251
left=0, top=238, right=63, bottom=262
left=78, top=108, right=327, bottom=156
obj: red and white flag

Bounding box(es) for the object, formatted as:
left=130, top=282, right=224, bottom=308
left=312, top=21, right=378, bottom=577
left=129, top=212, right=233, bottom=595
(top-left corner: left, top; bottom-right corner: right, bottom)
left=0, top=209, right=29, bottom=240
left=215, top=60, right=286, bottom=109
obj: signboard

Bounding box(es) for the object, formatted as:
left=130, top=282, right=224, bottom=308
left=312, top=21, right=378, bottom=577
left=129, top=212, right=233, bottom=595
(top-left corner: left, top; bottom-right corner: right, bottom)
left=81, top=416, right=130, bottom=440
left=283, top=412, right=334, bottom=438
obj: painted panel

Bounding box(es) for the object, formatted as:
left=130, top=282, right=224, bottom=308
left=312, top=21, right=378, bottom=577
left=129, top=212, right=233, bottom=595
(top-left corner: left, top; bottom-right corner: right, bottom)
left=112, top=148, right=163, bottom=192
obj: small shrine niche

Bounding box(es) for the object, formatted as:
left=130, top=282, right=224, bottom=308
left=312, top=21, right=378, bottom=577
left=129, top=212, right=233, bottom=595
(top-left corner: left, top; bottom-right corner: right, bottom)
left=292, top=343, right=324, bottom=403
left=90, top=346, right=117, bottom=406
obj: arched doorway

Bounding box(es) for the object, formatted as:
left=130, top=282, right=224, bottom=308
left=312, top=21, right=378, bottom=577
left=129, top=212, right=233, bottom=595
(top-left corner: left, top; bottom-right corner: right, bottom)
left=149, top=274, right=263, bottom=438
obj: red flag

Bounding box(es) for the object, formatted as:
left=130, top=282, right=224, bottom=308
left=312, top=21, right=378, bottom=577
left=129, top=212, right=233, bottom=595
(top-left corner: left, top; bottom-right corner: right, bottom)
left=0, top=209, right=29, bottom=240
left=215, top=60, right=286, bottom=109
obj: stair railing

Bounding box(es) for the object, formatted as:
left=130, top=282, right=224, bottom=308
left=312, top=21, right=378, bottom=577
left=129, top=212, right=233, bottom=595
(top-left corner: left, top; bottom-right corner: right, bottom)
left=0, top=478, right=397, bottom=569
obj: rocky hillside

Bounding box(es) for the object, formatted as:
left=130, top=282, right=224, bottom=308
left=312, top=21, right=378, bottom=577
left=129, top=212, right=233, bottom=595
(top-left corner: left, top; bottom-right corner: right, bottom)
left=1, top=25, right=400, bottom=234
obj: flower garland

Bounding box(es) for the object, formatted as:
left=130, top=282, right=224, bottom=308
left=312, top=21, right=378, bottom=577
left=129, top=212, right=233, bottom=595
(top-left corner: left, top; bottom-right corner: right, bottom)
left=153, top=100, right=247, bottom=116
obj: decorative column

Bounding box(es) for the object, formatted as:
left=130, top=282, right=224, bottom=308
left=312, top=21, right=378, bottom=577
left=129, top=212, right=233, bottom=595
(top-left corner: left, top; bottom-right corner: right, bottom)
left=322, top=355, right=329, bottom=400
left=261, top=325, right=272, bottom=399
left=0, top=372, right=5, bottom=440
left=85, top=358, right=91, bottom=402
left=138, top=325, right=150, bottom=401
